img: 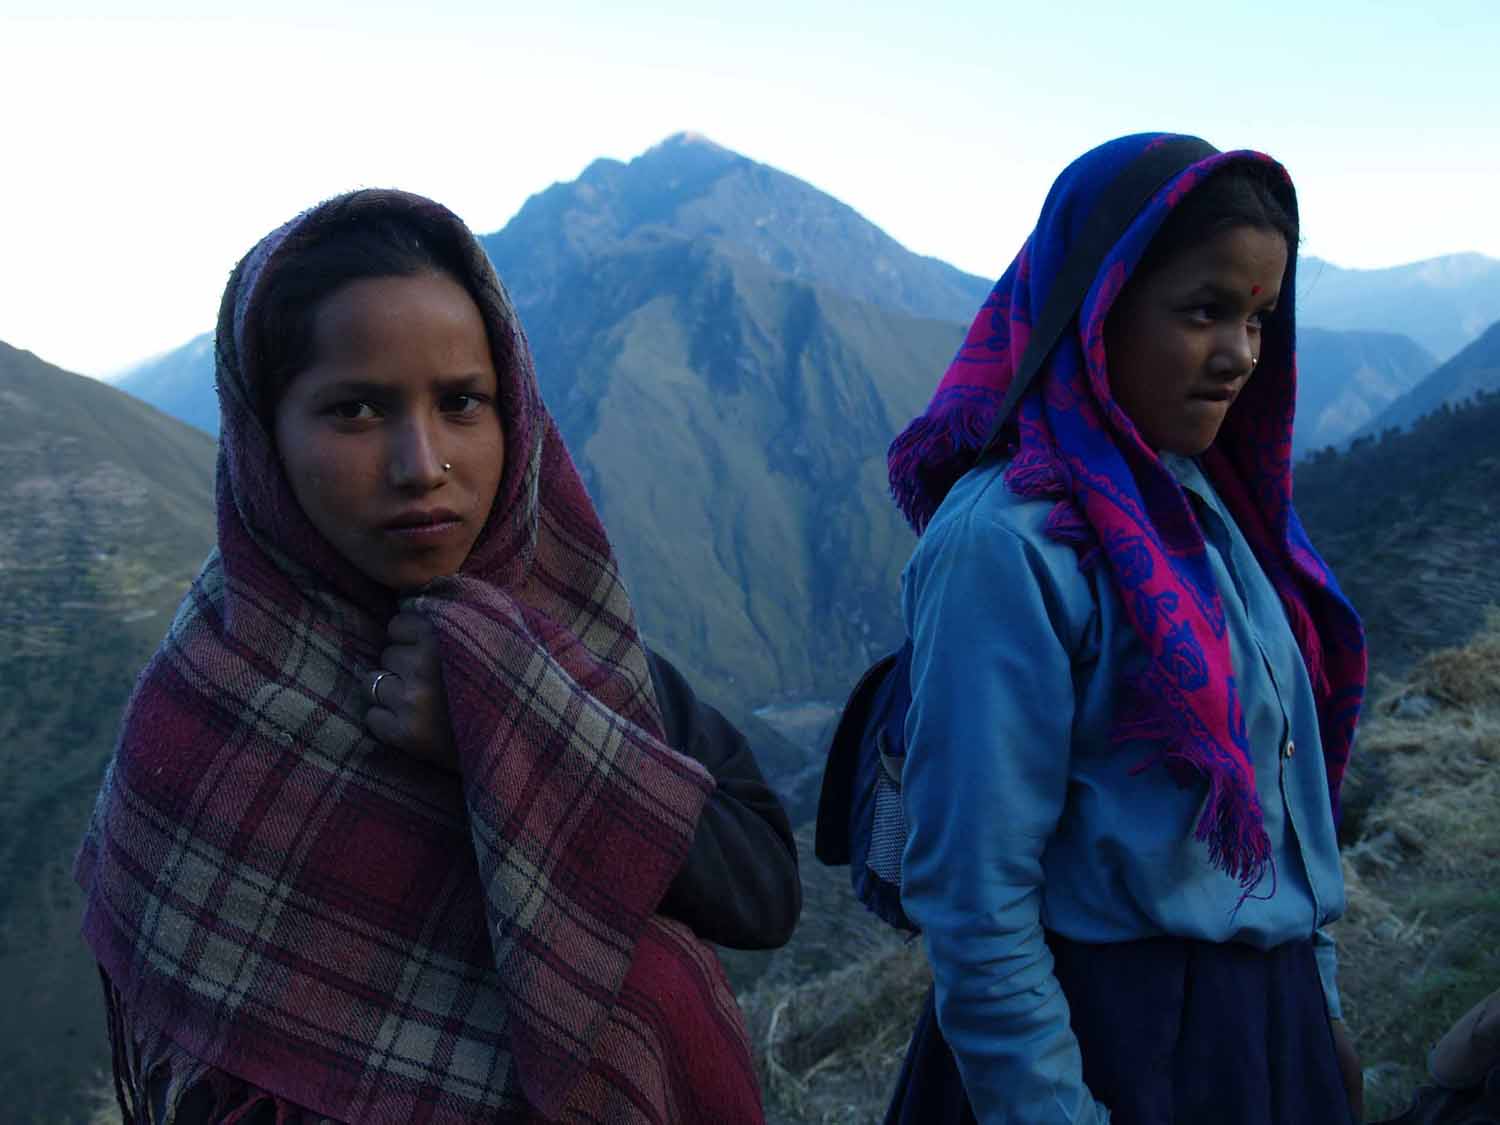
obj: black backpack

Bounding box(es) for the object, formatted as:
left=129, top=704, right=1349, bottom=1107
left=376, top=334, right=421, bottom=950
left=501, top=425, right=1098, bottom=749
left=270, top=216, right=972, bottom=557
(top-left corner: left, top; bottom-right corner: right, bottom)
left=812, top=136, right=1218, bottom=930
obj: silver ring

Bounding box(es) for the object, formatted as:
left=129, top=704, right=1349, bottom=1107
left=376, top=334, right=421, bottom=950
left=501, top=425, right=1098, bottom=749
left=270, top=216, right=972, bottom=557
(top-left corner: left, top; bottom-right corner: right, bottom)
left=369, top=669, right=394, bottom=707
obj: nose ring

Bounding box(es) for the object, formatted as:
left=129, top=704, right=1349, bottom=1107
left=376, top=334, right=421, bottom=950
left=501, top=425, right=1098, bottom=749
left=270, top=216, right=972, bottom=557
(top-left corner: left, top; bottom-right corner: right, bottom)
left=442, top=463, right=452, bottom=472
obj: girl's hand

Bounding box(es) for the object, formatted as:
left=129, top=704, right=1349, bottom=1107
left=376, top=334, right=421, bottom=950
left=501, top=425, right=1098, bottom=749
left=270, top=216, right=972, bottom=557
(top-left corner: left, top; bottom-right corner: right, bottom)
left=1330, top=1018, right=1364, bottom=1122
left=365, top=612, right=459, bottom=772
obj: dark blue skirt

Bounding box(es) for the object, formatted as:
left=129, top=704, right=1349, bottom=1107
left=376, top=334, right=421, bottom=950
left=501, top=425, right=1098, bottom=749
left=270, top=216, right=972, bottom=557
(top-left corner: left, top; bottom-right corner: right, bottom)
left=885, top=934, right=1355, bottom=1125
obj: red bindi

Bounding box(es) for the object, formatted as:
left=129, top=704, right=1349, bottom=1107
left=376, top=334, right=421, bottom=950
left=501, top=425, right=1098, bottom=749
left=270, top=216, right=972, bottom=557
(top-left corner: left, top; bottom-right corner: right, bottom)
left=1250, top=284, right=1262, bottom=296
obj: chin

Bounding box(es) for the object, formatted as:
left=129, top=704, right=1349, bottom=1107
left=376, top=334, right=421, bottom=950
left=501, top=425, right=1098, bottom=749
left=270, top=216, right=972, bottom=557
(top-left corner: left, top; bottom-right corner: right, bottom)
left=1157, top=425, right=1224, bottom=458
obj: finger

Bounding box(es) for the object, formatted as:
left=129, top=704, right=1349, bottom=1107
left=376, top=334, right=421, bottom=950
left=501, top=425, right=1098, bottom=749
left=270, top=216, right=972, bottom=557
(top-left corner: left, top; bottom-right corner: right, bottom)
left=369, top=670, right=407, bottom=710
left=386, top=611, right=434, bottom=646
left=381, top=643, right=424, bottom=681
left=365, top=704, right=410, bottom=749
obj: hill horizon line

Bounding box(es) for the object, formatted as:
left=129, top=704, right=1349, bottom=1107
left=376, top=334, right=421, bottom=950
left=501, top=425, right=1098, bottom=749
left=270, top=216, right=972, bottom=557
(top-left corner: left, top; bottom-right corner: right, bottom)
left=54, top=131, right=1494, bottom=382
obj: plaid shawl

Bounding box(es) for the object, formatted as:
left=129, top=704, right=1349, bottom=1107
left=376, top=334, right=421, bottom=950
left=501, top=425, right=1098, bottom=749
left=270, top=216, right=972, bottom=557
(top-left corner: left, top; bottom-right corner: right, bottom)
left=75, top=189, right=763, bottom=1123
left=888, top=134, right=1367, bottom=891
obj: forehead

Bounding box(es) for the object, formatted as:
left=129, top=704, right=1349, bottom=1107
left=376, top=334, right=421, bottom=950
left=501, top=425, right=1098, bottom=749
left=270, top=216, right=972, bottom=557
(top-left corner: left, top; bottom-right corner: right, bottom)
left=312, top=272, right=489, bottom=350
left=1146, top=225, right=1289, bottom=290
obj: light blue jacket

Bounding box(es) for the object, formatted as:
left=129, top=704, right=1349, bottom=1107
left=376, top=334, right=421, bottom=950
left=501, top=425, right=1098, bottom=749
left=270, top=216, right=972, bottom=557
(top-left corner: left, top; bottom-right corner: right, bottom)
left=899, top=455, right=1346, bottom=1125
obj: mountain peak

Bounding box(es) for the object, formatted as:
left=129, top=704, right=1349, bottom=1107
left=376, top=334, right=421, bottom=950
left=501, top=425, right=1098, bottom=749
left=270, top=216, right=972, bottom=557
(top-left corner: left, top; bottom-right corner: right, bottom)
left=655, top=130, right=728, bottom=151
left=484, top=136, right=989, bottom=324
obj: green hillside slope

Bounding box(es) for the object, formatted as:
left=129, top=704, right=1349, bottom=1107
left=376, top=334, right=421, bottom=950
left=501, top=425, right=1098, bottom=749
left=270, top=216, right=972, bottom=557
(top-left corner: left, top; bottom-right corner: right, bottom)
left=0, top=340, right=217, bottom=1124
left=1296, top=388, right=1500, bottom=674
left=519, top=237, right=960, bottom=706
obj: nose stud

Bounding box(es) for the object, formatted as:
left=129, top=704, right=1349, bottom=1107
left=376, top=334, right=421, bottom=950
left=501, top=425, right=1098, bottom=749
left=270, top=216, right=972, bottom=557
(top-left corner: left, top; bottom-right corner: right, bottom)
left=442, top=463, right=452, bottom=472
left=1250, top=355, right=1258, bottom=369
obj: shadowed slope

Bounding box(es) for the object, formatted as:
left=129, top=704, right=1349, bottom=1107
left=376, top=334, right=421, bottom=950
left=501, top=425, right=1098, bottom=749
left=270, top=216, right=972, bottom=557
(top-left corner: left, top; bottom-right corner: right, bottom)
left=1356, top=318, right=1500, bottom=439
left=0, top=339, right=217, bottom=1123
left=1296, top=386, right=1500, bottom=673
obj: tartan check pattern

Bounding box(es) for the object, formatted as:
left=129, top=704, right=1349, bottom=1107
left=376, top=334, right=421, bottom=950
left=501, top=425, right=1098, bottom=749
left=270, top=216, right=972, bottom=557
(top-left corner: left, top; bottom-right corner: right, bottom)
left=76, top=189, right=763, bottom=1123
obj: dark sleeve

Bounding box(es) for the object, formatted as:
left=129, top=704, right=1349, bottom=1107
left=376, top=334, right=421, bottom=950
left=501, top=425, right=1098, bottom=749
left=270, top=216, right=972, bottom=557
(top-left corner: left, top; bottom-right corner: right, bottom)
left=648, top=650, right=802, bottom=949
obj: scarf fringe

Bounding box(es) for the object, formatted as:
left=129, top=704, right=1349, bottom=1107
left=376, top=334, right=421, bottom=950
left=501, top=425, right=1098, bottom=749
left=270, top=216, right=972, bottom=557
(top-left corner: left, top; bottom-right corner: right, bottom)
left=1113, top=675, right=1273, bottom=893
left=888, top=390, right=1004, bottom=532
left=103, top=972, right=310, bottom=1125
left=1005, top=445, right=1103, bottom=571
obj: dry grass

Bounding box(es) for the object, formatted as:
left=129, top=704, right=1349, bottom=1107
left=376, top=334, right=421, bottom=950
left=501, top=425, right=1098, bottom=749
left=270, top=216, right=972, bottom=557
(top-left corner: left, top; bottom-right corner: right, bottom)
left=1330, top=610, right=1500, bottom=1117
left=742, top=941, right=929, bottom=1125
left=747, top=614, right=1500, bottom=1123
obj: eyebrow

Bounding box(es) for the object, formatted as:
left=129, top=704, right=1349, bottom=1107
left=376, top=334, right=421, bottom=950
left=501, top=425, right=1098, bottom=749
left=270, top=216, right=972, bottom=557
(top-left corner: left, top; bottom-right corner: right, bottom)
left=310, top=373, right=491, bottom=398
left=1183, top=280, right=1281, bottom=305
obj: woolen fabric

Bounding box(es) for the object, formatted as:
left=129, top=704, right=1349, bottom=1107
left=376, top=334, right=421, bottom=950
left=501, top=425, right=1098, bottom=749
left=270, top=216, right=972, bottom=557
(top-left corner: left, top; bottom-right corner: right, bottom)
left=75, top=189, right=762, bottom=1124
left=886, top=133, right=1366, bottom=891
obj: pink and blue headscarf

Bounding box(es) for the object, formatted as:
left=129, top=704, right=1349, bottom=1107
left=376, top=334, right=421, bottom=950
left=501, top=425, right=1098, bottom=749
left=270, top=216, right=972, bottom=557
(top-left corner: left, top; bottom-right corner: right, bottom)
left=888, top=133, right=1367, bottom=890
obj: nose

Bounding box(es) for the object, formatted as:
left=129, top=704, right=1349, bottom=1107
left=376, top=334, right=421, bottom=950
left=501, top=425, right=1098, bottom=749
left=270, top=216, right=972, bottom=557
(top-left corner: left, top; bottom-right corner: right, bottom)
left=389, top=417, right=448, bottom=491
left=1212, top=322, right=1258, bottom=379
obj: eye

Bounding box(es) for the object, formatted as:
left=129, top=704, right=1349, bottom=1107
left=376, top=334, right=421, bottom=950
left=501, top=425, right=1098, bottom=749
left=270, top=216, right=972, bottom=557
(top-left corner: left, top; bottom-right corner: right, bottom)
left=328, top=400, right=379, bottom=422
left=441, top=392, right=490, bottom=417
left=1185, top=303, right=1221, bottom=324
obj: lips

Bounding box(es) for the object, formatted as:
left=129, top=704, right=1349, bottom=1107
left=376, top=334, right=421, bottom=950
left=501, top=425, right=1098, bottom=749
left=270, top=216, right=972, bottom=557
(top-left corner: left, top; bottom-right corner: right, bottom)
left=381, top=508, right=464, bottom=542
left=383, top=507, right=461, bottom=530
left=1189, top=387, right=1238, bottom=403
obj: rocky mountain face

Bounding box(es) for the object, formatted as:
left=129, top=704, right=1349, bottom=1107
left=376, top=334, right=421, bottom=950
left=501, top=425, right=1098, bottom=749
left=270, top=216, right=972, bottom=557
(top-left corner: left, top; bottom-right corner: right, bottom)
left=479, top=136, right=978, bottom=706
left=1355, top=318, right=1500, bottom=439
left=481, top=132, right=992, bottom=326
left=0, top=339, right=217, bottom=1124
left=1298, top=252, right=1500, bottom=362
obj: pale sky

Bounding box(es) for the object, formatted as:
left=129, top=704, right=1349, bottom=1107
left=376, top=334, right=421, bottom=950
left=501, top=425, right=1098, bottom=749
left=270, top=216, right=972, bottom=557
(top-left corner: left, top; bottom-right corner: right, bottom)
left=3, top=0, right=1498, bottom=377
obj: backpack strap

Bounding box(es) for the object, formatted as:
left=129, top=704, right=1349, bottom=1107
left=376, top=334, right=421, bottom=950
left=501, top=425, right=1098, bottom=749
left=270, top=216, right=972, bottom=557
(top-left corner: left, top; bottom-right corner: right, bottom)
left=977, top=136, right=1219, bottom=460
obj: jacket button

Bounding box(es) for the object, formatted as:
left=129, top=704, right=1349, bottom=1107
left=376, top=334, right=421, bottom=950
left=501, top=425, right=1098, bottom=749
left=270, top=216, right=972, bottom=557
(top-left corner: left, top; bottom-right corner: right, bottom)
left=1283, top=740, right=1296, bottom=759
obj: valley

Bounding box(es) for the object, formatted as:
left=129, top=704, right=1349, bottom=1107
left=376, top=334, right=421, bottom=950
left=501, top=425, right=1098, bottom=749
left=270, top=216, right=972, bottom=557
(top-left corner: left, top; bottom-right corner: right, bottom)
left=7, top=134, right=1500, bottom=1122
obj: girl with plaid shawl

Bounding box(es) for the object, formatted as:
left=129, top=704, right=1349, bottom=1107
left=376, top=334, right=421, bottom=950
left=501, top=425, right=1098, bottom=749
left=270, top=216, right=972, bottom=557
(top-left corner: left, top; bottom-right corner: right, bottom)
left=75, top=189, right=786, bottom=1123
left=882, top=136, right=1369, bottom=1124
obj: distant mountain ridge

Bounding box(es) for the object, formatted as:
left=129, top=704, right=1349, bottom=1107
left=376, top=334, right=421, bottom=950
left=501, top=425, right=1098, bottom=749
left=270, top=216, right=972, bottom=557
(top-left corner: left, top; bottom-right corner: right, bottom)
left=482, top=132, right=992, bottom=325
left=1294, top=327, right=1434, bottom=456
left=113, top=330, right=215, bottom=433
left=1298, top=252, right=1500, bottom=361
left=1355, top=318, right=1500, bottom=439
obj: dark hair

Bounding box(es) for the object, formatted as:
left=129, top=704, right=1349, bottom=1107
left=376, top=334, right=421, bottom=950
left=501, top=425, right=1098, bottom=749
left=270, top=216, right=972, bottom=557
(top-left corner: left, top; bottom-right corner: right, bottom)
left=250, top=206, right=483, bottom=417
left=1134, top=161, right=1299, bottom=280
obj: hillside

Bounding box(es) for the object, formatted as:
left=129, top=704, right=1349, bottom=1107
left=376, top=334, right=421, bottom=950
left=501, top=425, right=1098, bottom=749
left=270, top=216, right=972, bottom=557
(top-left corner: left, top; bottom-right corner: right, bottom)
left=1357, top=318, right=1500, bottom=439
left=1294, top=327, right=1434, bottom=457
left=0, top=340, right=218, bottom=1124
left=514, top=235, right=961, bottom=706
left=738, top=619, right=1500, bottom=1123
left=113, top=331, right=216, bottom=433
left=1299, top=252, right=1500, bottom=361
left=1296, top=388, right=1500, bottom=674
